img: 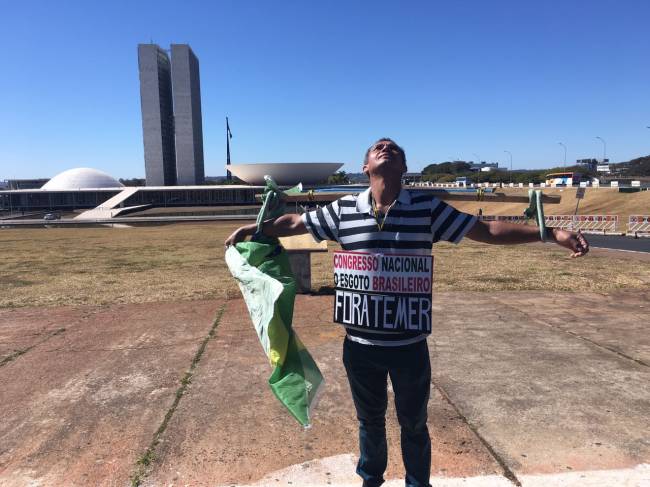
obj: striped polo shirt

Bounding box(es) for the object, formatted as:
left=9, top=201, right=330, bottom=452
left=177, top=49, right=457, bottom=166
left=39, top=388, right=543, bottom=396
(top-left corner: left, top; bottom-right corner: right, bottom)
left=301, top=187, right=477, bottom=346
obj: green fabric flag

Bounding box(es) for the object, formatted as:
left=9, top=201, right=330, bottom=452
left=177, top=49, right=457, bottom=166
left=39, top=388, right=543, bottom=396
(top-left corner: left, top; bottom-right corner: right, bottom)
left=224, top=177, right=324, bottom=427
left=524, top=189, right=547, bottom=241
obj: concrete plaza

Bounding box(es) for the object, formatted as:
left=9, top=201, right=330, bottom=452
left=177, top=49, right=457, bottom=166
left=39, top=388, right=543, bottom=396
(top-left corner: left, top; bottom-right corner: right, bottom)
left=0, top=290, right=648, bottom=486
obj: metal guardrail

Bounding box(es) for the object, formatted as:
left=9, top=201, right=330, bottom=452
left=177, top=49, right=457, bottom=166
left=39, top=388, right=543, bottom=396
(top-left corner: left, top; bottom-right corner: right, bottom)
left=480, top=214, right=619, bottom=232
left=628, top=216, right=650, bottom=236
left=478, top=215, right=527, bottom=223
left=546, top=215, right=619, bottom=232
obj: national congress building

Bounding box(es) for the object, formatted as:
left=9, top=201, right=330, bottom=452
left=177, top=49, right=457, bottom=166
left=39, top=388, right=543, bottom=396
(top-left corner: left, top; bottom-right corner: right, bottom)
left=138, top=43, right=204, bottom=186
left=0, top=44, right=342, bottom=215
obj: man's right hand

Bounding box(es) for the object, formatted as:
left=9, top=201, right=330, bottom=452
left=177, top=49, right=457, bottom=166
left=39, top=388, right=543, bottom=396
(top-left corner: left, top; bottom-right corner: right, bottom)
left=224, top=214, right=308, bottom=250
left=224, top=224, right=255, bottom=250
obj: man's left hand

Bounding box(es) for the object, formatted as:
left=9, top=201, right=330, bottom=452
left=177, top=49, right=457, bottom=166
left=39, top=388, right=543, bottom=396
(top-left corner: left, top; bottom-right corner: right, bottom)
left=551, top=228, right=589, bottom=258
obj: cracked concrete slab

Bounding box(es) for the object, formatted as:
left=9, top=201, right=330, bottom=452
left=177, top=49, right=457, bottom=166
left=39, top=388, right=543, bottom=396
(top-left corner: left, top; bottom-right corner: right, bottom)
left=431, top=291, right=650, bottom=478
left=0, top=307, right=89, bottom=363
left=0, top=300, right=223, bottom=486
left=490, top=291, right=650, bottom=364
left=145, top=296, right=502, bottom=486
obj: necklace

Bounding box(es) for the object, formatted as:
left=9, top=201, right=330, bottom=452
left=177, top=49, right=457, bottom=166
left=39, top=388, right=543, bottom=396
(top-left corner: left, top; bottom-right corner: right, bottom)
left=371, top=197, right=398, bottom=231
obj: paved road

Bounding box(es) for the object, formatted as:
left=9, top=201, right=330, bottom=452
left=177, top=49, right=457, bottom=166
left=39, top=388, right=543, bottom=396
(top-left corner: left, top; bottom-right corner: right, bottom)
left=582, top=234, right=650, bottom=253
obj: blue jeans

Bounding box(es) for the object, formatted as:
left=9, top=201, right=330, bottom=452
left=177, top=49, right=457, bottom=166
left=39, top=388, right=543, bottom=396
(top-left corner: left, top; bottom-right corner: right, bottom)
left=343, top=337, right=432, bottom=487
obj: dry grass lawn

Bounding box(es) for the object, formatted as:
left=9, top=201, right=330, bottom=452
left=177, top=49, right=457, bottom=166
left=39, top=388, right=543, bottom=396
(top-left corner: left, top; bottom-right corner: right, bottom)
left=2, top=222, right=650, bottom=309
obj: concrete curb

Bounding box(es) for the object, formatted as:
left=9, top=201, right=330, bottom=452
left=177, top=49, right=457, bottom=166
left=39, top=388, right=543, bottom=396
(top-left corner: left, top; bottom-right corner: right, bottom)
left=215, top=455, right=650, bottom=487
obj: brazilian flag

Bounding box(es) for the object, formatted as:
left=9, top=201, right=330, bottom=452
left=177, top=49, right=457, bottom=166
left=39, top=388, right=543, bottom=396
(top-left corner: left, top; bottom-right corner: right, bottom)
left=225, top=178, right=324, bottom=427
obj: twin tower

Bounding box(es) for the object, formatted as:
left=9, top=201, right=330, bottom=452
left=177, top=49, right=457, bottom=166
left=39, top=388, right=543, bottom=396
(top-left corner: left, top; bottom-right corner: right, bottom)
left=138, top=44, right=204, bottom=186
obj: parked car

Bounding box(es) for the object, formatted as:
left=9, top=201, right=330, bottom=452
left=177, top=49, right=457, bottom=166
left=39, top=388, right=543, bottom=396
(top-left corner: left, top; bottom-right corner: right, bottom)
left=43, top=213, right=60, bottom=220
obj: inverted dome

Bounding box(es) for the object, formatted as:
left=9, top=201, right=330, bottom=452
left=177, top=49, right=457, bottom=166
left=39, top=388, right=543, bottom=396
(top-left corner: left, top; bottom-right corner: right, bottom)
left=42, top=168, right=124, bottom=190
left=227, top=162, right=343, bottom=185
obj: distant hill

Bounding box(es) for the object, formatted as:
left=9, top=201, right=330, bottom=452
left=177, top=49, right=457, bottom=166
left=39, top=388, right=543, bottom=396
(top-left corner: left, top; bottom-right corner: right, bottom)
left=414, top=155, right=650, bottom=183
left=616, top=155, right=650, bottom=176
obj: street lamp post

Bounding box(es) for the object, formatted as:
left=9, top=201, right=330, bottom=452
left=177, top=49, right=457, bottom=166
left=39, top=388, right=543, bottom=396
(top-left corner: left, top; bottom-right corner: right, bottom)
left=558, top=142, right=567, bottom=167
left=595, top=136, right=606, bottom=161
left=504, top=150, right=513, bottom=183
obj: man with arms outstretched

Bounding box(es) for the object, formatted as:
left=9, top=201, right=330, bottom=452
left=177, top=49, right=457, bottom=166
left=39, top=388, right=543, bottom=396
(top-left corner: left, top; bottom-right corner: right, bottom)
left=225, top=138, right=589, bottom=487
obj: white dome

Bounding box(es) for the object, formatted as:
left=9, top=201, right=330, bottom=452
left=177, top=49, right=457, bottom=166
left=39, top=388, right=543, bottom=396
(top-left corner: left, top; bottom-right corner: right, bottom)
left=42, top=168, right=124, bottom=190
left=227, top=162, right=343, bottom=185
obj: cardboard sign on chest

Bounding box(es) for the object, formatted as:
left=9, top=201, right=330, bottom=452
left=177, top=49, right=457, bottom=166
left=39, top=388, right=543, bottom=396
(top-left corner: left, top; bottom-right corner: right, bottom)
left=333, top=251, right=433, bottom=334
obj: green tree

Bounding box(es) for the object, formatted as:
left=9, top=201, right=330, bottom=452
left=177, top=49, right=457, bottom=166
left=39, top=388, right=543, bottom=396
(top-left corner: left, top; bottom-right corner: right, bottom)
left=327, top=171, right=350, bottom=184
left=435, top=174, right=457, bottom=183
left=422, top=161, right=471, bottom=175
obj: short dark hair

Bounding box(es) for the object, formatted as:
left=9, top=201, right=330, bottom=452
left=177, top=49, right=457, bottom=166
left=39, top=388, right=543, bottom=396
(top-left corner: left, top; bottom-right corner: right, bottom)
left=364, top=137, right=407, bottom=166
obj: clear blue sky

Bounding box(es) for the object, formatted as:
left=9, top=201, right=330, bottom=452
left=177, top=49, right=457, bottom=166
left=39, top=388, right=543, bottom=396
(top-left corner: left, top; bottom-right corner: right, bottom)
left=2, top=0, right=649, bottom=179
